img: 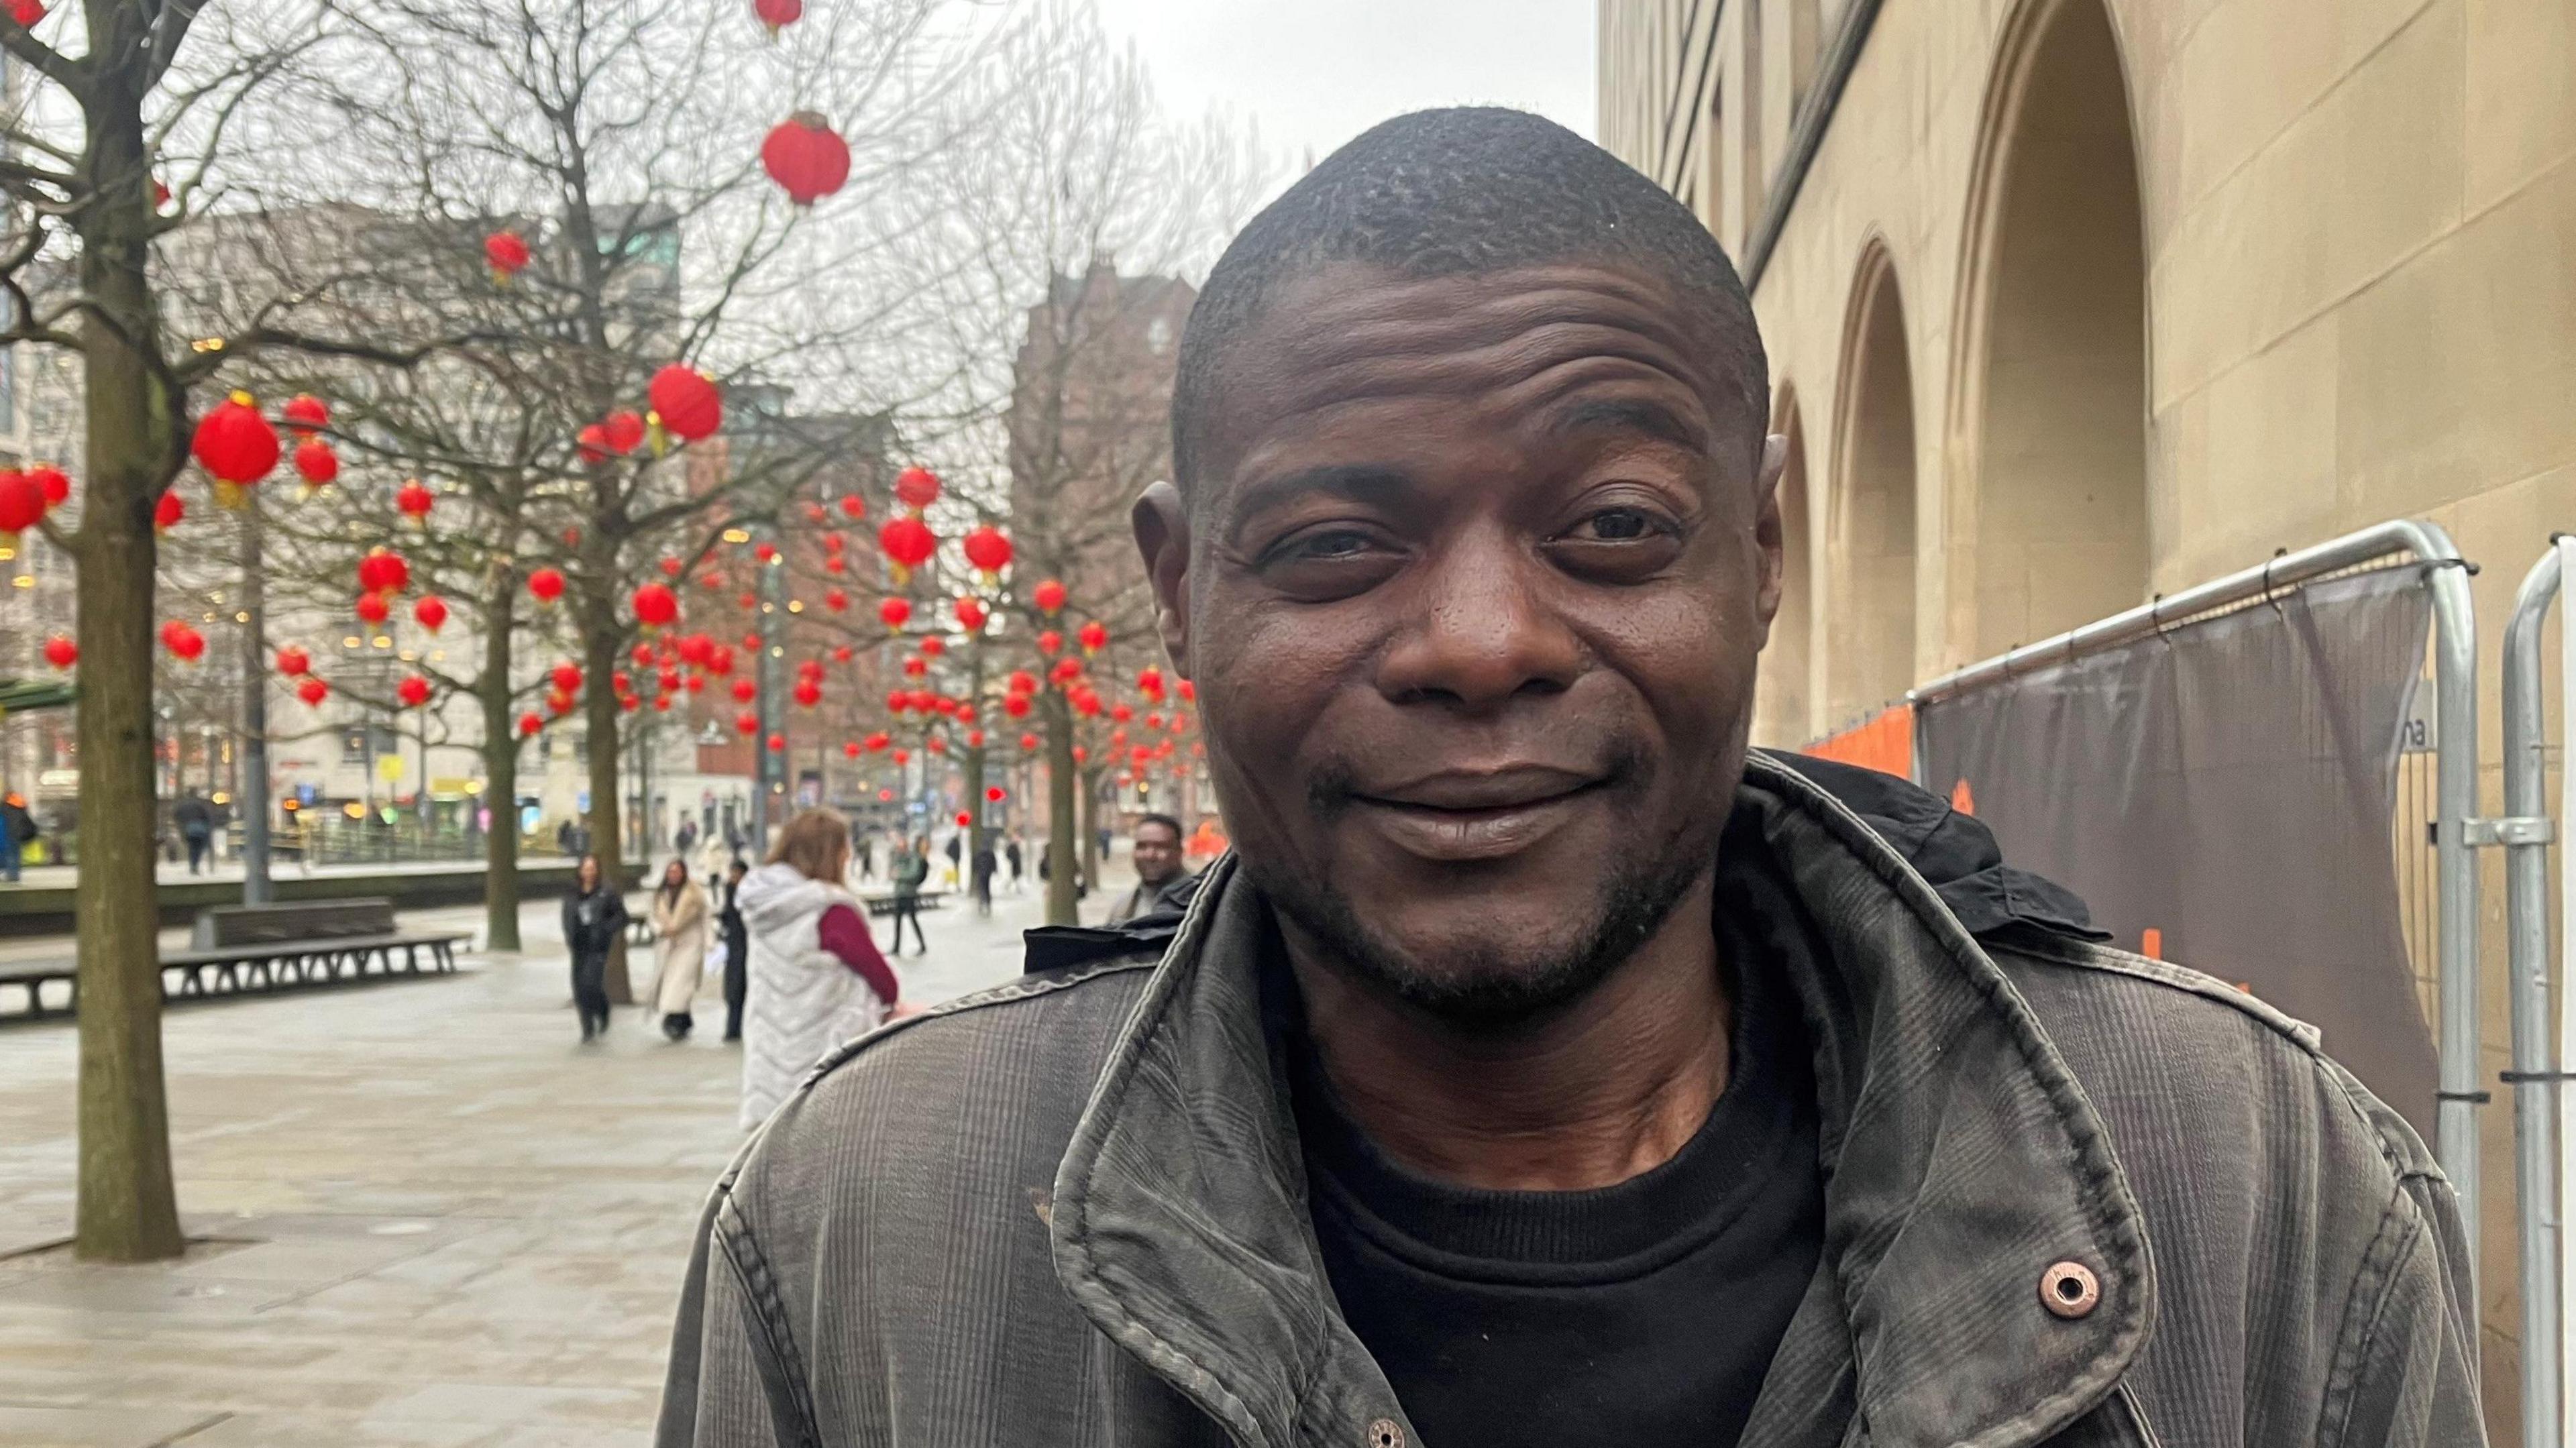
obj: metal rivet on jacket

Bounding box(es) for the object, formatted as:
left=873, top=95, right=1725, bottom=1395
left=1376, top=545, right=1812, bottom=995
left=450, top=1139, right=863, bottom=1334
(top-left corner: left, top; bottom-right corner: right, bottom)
left=1366, top=1417, right=1404, bottom=1448
left=2041, top=1260, right=2100, bottom=1319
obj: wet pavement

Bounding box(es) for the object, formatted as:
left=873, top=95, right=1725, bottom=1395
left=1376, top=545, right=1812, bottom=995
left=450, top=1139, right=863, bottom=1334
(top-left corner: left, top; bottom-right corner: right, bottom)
left=0, top=877, right=1079, bottom=1446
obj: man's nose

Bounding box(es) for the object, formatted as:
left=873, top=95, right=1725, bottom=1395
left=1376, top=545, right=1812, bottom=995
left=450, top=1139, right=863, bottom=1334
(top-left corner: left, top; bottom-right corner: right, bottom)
left=1373, top=526, right=1582, bottom=713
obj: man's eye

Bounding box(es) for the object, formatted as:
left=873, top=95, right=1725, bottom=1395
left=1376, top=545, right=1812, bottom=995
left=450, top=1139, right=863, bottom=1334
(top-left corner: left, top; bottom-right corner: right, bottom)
left=1572, top=508, right=1663, bottom=541
left=1279, top=529, right=1376, bottom=561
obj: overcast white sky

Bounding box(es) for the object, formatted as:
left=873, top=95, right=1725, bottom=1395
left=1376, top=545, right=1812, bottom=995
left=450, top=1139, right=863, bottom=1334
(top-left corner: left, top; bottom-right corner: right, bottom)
left=1091, top=0, right=1597, bottom=168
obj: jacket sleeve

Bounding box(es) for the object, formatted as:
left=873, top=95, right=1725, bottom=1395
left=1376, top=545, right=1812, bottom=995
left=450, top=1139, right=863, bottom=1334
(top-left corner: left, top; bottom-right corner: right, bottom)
left=657, top=1188, right=816, bottom=1448
left=2325, top=1170, right=2487, bottom=1447
left=816, top=903, right=898, bottom=1006
left=561, top=895, right=580, bottom=951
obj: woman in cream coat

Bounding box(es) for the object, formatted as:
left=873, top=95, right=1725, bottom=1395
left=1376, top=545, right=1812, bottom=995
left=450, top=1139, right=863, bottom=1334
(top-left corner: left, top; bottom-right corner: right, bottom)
left=647, top=858, right=712, bottom=1042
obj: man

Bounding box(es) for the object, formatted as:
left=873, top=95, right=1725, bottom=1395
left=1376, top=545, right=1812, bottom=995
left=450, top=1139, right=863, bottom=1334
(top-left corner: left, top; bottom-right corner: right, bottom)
left=885, top=836, right=929, bottom=956
left=661, top=111, right=2478, bottom=1447
left=971, top=835, right=998, bottom=917
left=1005, top=835, right=1024, bottom=892
left=173, top=790, right=214, bottom=875
left=1103, top=812, right=1194, bottom=926
left=0, top=793, right=34, bottom=883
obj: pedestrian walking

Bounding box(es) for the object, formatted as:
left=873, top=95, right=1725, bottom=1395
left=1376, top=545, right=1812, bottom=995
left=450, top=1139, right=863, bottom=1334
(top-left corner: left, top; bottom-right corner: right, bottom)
left=676, top=818, right=699, bottom=858
left=559, top=853, right=625, bottom=1043
left=0, top=793, right=37, bottom=883
left=942, top=831, right=962, bottom=887
left=855, top=833, right=875, bottom=882
left=663, top=109, right=2481, bottom=1448
left=970, top=837, right=996, bottom=917
left=1004, top=836, right=1022, bottom=892
left=173, top=790, right=213, bottom=875
left=717, top=858, right=750, bottom=1042
left=735, top=809, right=899, bottom=1129
left=647, top=858, right=712, bottom=1042
left=886, top=836, right=930, bottom=956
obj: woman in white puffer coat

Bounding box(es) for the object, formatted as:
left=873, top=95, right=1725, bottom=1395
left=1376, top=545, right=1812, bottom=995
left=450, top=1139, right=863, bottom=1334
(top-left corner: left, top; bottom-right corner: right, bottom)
left=735, top=808, right=902, bottom=1129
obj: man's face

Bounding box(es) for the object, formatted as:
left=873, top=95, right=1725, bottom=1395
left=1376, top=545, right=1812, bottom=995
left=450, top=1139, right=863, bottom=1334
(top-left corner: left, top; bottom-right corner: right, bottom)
left=1138, top=260, right=1783, bottom=1021
left=1133, top=823, right=1184, bottom=887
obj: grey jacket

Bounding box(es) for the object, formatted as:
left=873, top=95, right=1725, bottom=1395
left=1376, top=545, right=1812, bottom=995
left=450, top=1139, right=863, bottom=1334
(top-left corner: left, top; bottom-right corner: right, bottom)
left=658, top=754, right=2482, bottom=1447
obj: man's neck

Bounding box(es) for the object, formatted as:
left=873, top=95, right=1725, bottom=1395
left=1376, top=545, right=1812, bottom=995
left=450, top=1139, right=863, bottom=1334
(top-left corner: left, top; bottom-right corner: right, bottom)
left=1284, top=869, right=1730, bottom=1193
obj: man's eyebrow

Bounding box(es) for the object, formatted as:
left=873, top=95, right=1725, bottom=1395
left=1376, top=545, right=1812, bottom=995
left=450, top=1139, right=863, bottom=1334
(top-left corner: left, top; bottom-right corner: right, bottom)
left=1550, top=397, right=1709, bottom=451
left=1222, top=462, right=1415, bottom=537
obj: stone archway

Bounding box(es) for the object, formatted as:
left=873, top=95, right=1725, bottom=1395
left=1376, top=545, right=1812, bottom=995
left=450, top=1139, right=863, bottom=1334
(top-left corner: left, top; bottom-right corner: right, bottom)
left=1826, top=248, right=1918, bottom=729
left=1955, top=0, right=2149, bottom=655
left=1753, top=392, right=1813, bottom=748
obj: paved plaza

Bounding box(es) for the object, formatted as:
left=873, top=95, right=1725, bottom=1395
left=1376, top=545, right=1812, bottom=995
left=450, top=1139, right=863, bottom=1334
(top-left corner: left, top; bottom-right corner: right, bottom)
left=0, top=876, right=1082, bottom=1446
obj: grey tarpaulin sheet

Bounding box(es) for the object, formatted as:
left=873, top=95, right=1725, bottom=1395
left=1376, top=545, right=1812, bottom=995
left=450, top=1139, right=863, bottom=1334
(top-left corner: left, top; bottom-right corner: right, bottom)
left=1915, top=565, right=2438, bottom=1135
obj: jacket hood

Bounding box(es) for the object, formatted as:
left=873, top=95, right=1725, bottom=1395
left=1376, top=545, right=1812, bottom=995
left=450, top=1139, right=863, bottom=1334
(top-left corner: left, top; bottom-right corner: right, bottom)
left=734, top=861, right=837, bottom=937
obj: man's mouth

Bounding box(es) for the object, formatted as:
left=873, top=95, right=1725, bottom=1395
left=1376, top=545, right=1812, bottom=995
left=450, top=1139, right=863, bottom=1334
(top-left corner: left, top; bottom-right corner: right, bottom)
left=1346, top=766, right=1609, bottom=862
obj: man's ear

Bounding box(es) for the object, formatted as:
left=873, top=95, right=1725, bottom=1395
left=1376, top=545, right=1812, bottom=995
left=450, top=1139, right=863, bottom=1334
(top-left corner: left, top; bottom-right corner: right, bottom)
left=1132, top=481, right=1193, bottom=677
left=1751, top=433, right=1788, bottom=632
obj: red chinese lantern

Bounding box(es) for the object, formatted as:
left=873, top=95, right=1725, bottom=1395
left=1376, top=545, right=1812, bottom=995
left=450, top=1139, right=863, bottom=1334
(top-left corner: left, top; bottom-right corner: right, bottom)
left=961, top=525, right=1012, bottom=575
left=822, top=555, right=847, bottom=576
left=736, top=592, right=757, bottom=612
left=954, top=597, right=987, bottom=632
left=517, top=711, right=542, bottom=738
left=892, top=748, right=910, bottom=765
left=793, top=679, right=822, bottom=708
left=933, top=695, right=959, bottom=717
left=355, top=593, right=389, bottom=625
left=731, top=678, right=757, bottom=703
left=620, top=693, right=641, bottom=713
left=550, top=662, right=582, bottom=695
left=41, top=635, right=74, bottom=669
left=632, top=581, right=678, bottom=628
left=866, top=731, right=891, bottom=751
left=678, top=633, right=714, bottom=666
left=1073, top=746, right=1089, bottom=765
left=0, top=471, right=44, bottom=536
left=735, top=710, right=760, bottom=736
left=901, top=656, right=927, bottom=679
left=547, top=690, right=575, bottom=718
left=297, top=677, right=329, bottom=707
left=7, top=1, right=46, bottom=28
left=754, top=0, right=802, bottom=31
left=877, top=596, right=911, bottom=629
left=837, top=494, right=865, bottom=520
left=1032, top=577, right=1067, bottom=614
left=27, top=464, right=68, bottom=507
left=1138, top=666, right=1165, bottom=698
left=1002, top=693, right=1030, bottom=719
left=275, top=645, right=311, bottom=676
left=350, top=549, right=400, bottom=600
left=908, top=689, right=937, bottom=713
left=293, top=440, right=339, bottom=486
left=1035, top=629, right=1062, bottom=657
left=659, top=555, right=684, bottom=577
left=928, top=738, right=947, bottom=755
left=1079, top=620, right=1110, bottom=654
left=894, top=466, right=941, bottom=510
left=706, top=644, right=734, bottom=675
left=395, top=479, right=435, bottom=521
left=612, top=671, right=633, bottom=695
left=832, top=645, right=854, bottom=664
left=413, top=595, right=448, bottom=632
left=878, top=515, right=935, bottom=580
left=1112, top=702, right=1133, bottom=724
left=576, top=423, right=610, bottom=465
left=192, top=391, right=280, bottom=492
left=1008, top=670, right=1037, bottom=694
left=762, top=112, right=851, bottom=206
left=160, top=621, right=206, bottom=663
left=753, top=541, right=777, bottom=564
left=886, top=691, right=909, bottom=714
left=484, top=231, right=531, bottom=284
left=647, top=364, right=722, bottom=441
left=986, top=785, right=1006, bottom=803
left=1177, top=679, right=1195, bottom=702
left=282, top=394, right=329, bottom=437
left=1020, top=732, right=1040, bottom=752
left=397, top=675, right=431, bottom=708
left=920, top=636, right=945, bottom=658
left=154, top=490, right=185, bottom=533
left=823, top=588, right=849, bottom=614
left=953, top=811, right=971, bottom=827
left=601, top=410, right=645, bottom=455
left=527, top=567, right=565, bottom=604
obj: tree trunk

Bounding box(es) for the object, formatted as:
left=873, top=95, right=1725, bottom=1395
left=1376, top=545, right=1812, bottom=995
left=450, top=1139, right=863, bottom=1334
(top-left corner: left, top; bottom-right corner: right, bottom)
left=477, top=605, right=521, bottom=951
left=580, top=608, right=630, bottom=1004
left=71, top=92, right=184, bottom=1263
left=1081, top=764, right=1105, bottom=887
left=1044, top=691, right=1077, bottom=926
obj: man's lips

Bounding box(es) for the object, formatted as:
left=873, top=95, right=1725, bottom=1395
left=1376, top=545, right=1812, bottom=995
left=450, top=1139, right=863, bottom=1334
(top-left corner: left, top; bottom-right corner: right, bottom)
left=1345, top=765, right=1609, bottom=862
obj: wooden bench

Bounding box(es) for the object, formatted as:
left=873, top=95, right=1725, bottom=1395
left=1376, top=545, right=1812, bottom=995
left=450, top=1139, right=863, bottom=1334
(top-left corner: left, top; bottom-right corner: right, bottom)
left=859, top=890, right=948, bottom=919
left=0, top=897, right=470, bottom=1021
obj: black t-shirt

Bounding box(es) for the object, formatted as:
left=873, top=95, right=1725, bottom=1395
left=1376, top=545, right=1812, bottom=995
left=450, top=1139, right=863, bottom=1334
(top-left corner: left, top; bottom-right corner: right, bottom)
left=1277, top=849, right=1827, bottom=1448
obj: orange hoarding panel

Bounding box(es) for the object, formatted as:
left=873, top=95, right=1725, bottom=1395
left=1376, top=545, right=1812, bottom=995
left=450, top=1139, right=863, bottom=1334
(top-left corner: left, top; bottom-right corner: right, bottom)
left=1803, top=706, right=1913, bottom=781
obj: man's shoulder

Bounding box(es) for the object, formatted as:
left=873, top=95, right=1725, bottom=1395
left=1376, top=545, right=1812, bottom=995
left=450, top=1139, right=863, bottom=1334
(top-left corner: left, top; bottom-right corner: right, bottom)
left=720, top=950, right=1162, bottom=1228
left=1988, top=929, right=2438, bottom=1184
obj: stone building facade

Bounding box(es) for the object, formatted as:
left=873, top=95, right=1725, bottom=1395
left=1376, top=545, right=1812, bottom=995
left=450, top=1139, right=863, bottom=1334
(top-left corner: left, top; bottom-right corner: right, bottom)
left=1601, top=0, right=2574, bottom=1435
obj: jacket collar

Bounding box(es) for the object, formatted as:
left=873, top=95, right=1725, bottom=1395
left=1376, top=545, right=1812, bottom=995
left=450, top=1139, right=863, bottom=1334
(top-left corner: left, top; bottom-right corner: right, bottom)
left=1050, top=755, right=2155, bottom=1448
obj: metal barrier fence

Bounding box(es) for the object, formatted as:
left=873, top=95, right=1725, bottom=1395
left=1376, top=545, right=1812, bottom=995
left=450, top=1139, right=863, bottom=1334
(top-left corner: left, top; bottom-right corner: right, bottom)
left=2500, top=537, right=2576, bottom=1448
left=1907, top=519, right=2485, bottom=1274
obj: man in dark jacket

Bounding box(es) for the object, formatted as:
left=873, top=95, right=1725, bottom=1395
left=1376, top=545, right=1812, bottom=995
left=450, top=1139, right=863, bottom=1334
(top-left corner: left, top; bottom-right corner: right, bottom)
left=661, top=109, right=2479, bottom=1447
